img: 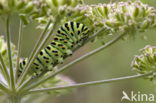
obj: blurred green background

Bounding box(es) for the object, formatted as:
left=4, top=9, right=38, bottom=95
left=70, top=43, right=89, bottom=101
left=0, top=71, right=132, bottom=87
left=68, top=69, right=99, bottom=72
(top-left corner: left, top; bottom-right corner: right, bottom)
left=0, top=0, right=156, bottom=103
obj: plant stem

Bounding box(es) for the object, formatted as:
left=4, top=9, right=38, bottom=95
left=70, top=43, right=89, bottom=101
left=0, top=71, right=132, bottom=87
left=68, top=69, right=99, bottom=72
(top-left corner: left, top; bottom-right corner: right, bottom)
left=17, top=19, right=51, bottom=85
left=26, top=72, right=153, bottom=94
left=6, top=16, right=15, bottom=90
left=17, top=15, right=60, bottom=86
left=20, top=32, right=126, bottom=92
left=15, top=20, right=23, bottom=82
left=0, top=52, right=10, bottom=85
left=8, top=95, right=22, bottom=103
left=16, top=19, right=51, bottom=84
left=29, top=19, right=52, bottom=59
left=0, top=82, right=9, bottom=93
left=8, top=0, right=15, bottom=9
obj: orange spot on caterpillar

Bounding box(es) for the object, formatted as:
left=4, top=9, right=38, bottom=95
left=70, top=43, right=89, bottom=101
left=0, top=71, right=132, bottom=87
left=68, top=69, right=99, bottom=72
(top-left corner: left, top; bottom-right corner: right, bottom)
left=64, top=40, right=67, bottom=43
left=36, top=66, right=39, bottom=69
left=62, top=46, right=65, bottom=49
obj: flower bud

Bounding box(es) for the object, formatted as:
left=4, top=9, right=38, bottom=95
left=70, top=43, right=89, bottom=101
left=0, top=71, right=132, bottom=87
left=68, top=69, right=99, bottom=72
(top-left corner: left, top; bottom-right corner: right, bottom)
left=51, top=0, right=59, bottom=7
left=36, top=17, right=47, bottom=24
left=140, top=6, right=146, bottom=17
left=97, top=6, right=104, bottom=16
left=141, top=20, right=150, bottom=30
left=61, top=0, right=71, bottom=6
left=16, top=0, right=26, bottom=10
left=8, top=0, right=15, bottom=9
left=105, top=20, right=113, bottom=27
left=71, top=0, right=78, bottom=7
left=31, top=12, right=40, bottom=19
left=74, top=16, right=85, bottom=22
left=19, top=14, right=29, bottom=25
left=58, top=6, right=66, bottom=15
left=115, top=13, right=121, bottom=21
left=92, top=7, right=98, bottom=16
left=103, top=5, right=108, bottom=18
left=133, top=6, right=139, bottom=18
left=24, top=2, right=34, bottom=14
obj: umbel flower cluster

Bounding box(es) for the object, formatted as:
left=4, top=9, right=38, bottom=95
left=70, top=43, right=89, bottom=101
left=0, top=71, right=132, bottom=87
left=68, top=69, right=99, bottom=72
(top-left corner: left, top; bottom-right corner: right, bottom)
left=0, top=0, right=82, bottom=25
left=132, top=45, right=156, bottom=79
left=0, top=0, right=155, bottom=33
left=68, top=1, right=156, bottom=38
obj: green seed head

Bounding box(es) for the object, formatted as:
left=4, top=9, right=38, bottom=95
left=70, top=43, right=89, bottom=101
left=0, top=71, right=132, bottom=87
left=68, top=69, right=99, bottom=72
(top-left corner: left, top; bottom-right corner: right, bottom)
left=131, top=45, right=156, bottom=80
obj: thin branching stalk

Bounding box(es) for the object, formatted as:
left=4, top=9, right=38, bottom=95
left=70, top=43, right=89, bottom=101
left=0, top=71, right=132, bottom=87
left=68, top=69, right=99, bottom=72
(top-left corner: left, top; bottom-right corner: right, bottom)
left=0, top=52, right=10, bottom=85
left=15, top=19, right=52, bottom=84
left=15, top=19, right=51, bottom=83
left=6, top=16, right=15, bottom=90
left=15, top=20, right=23, bottom=82
left=26, top=71, right=154, bottom=94
left=16, top=69, right=48, bottom=93
left=0, top=82, right=9, bottom=93
left=17, top=15, right=60, bottom=86
left=19, top=32, right=126, bottom=92
left=28, top=19, right=52, bottom=61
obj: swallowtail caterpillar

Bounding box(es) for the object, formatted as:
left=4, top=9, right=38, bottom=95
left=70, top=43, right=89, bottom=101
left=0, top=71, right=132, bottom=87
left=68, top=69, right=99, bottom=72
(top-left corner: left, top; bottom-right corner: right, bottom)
left=18, top=22, right=89, bottom=76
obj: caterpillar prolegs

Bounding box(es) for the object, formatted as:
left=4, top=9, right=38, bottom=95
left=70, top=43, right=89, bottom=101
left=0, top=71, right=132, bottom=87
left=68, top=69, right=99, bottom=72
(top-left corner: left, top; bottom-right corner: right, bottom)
left=18, top=22, right=89, bottom=77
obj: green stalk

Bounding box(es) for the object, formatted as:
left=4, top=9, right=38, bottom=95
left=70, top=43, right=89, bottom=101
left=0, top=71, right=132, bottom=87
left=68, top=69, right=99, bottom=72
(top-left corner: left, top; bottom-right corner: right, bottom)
left=16, top=19, right=51, bottom=83
left=0, top=52, right=10, bottom=85
left=26, top=72, right=153, bottom=94
left=17, top=15, right=60, bottom=86
left=17, top=67, right=48, bottom=90
left=7, top=95, right=22, bottom=103
left=8, top=0, right=15, bottom=9
left=6, top=16, right=15, bottom=90
left=20, top=32, right=126, bottom=92
left=15, top=20, right=23, bottom=82
left=0, top=82, right=9, bottom=93
left=17, top=19, right=51, bottom=85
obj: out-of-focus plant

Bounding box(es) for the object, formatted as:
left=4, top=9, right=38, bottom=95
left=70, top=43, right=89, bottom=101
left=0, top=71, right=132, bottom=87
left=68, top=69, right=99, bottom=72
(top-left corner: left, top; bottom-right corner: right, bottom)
left=0, top=0, right=155, bottom=103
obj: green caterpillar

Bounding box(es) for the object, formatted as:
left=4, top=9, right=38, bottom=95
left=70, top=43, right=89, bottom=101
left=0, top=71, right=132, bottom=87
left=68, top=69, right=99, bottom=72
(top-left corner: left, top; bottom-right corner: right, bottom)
left=18, top=22, right=89, bottom=76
